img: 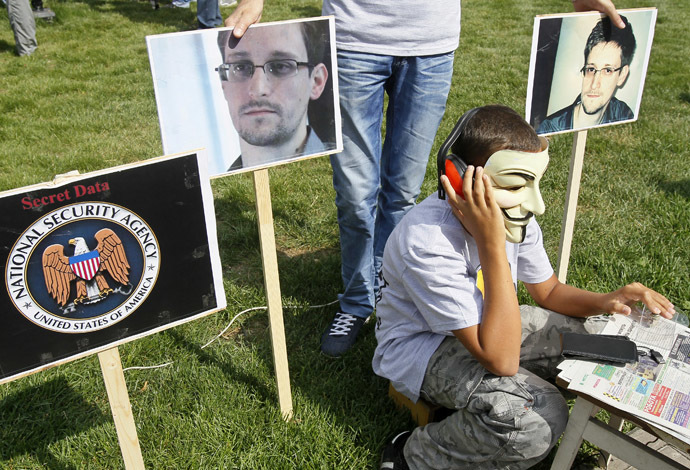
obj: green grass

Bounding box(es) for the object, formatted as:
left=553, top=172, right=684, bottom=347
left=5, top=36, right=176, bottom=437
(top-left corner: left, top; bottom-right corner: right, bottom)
left=1, top=0, right=689, bottom=468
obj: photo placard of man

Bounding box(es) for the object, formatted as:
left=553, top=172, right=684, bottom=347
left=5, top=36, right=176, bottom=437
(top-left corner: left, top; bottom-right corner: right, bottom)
left=538, top=15, right=636, bottom=134
left=216, top=21, right=330, bottom=171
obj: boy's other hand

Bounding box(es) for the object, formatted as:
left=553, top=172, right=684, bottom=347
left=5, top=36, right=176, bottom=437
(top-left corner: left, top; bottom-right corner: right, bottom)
left=224, top=0, right=264, bottom=37
left=441, top=166, right=505, bottom=248
left=602, top=282, right=675, bottom=318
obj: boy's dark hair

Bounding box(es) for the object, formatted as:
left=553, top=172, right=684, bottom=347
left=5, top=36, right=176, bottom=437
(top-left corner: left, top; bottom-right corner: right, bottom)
left=584, top=15, right=636, bottom=68
left=450, top=105, right=542, bottom=167
left=217, top=21, right=326, bottom=72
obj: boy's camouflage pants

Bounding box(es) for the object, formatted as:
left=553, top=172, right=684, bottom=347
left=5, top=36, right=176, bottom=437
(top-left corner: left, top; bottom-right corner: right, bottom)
left=404, top=306, right=607, bottom=470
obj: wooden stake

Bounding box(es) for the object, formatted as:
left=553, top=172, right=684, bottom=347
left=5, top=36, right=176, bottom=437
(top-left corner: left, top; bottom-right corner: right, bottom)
left=253, top=169, right=294, bottom=420
left=98, top=347, right=145, bottom=469
left=556, top=130, right=588, bottom=283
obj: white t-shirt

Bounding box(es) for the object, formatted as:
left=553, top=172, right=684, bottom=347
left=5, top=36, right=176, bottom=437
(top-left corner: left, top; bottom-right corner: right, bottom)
left=372, top=194, right=554, bottom=401
left=322, top=0, right=461, bottom=56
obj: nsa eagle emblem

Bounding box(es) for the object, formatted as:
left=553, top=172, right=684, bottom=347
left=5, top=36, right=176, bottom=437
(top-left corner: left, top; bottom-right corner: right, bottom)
left=6, top=202, right=161, bottom=333
left=43, top=229, right=131, bottom=309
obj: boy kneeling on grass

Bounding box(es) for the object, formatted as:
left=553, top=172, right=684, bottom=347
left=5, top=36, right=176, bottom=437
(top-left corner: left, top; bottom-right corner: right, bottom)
left=373, top=105, right=675, bottom=470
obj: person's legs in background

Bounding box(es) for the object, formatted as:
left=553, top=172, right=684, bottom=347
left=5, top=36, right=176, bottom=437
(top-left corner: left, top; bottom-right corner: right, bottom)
left=322, top=50, right=390, bottom=357
left=6, top=0, right=37, bottom=56
left=170, top=0, right=193, bottom=8
left=375, top=52, right=454, bottom=278
left=321, top=51, right=453, bottom=357
left=196, top=0, right=221, bottom=29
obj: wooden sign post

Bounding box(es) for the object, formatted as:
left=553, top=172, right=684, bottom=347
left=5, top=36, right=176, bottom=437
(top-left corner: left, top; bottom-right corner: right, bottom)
left=253, top=169, right=294, bottom=420
left=556, top=130, right=588, bottom=283
left=98, top=347, right=146, bottom=469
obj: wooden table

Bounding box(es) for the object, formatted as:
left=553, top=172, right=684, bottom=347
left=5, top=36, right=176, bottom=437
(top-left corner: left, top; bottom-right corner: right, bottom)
left=550, top=379, right=690, bottom=470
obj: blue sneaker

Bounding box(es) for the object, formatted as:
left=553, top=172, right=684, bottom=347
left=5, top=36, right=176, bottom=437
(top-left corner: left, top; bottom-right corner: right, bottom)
left=320, top=311, right=366, bottom=357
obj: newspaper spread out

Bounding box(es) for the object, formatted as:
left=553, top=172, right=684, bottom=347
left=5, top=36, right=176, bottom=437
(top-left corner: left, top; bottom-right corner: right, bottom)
left=557, top=306, right=690, bottom=444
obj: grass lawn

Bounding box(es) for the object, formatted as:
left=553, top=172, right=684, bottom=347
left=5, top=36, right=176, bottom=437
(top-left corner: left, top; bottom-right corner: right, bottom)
left=1, top=0, right=688, bottom=468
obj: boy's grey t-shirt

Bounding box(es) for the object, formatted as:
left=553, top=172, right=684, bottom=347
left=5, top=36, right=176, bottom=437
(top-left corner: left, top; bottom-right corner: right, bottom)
left=372, top=195, right=554, bottom=402
left=322, top=0, right=461, bottom=56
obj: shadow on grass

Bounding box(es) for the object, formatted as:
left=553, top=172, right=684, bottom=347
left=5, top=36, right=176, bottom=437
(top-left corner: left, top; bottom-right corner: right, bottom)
left=0, top=376, right=108, bottom=468
left=657, top=178, right=690, bottom=201
left=212, top=178, right=261, bottom=275
left=0, top=40, right=17, bottom=55
left=166, top=328, right=274, bottom=404
left=212, top=177, right=341, bottom=302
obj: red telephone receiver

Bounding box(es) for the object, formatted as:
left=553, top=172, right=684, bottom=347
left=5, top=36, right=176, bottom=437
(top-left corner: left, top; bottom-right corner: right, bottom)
left=437, top=107, right=479, bottom=200
left=444, top=154, right=469, bottom=200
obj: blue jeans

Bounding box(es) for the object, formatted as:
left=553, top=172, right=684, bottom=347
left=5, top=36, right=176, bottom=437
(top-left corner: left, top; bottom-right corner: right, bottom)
left=330, top=50, right=454, bottom=319
left=197, top=0, right=221, bottom=29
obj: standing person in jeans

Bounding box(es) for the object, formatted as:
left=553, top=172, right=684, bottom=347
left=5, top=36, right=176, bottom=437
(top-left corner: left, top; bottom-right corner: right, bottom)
left=317, top=0, right=459, bottom=357
left=222, top=0, right=626, bottom=358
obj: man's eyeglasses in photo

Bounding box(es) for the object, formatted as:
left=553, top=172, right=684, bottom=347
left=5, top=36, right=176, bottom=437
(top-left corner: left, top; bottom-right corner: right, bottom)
left=580, top=65, right=624, bottom=78
left=215, top=60, right=313, bottom=83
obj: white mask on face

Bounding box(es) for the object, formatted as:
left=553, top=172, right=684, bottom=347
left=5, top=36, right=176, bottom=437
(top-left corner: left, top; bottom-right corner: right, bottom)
left=483, top=137, right=549, bottom=243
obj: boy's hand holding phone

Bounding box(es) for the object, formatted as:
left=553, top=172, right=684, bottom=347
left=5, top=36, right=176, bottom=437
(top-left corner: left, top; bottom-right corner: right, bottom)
left=441, top=166, right=505, bottom=248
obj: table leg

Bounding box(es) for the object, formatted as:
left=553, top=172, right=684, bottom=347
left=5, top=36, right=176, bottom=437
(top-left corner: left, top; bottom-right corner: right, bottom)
left=550, top=397, right=598, bottom=470
left=600, top=414, right=625, bottom=467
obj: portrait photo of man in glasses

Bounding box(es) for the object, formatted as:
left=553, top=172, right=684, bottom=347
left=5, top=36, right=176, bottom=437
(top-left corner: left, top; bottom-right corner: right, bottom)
left=526, top=9, right=655, bottom=136
left=216, top=20, right=334, bottom=171
left=146, top=17, right=340, bottom=177
left=537, top=15, right=636, bottom=134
